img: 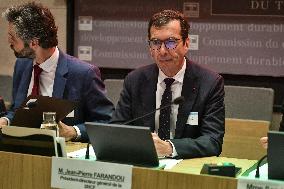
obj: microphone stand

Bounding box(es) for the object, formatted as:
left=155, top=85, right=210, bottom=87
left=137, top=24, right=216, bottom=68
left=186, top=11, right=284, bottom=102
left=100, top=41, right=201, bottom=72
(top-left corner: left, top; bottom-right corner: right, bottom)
left=85, top=142, right=90, bottom=159
left=123, top=104, right=171, bottom=125
left=255, top=155, right=267, bottom=178
left=123, top=96, right=184, bottom=125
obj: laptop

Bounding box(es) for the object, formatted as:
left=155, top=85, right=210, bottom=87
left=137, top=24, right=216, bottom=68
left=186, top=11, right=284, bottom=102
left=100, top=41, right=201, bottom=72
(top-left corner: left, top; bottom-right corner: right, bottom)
left=11, top=95, right=77, bottom=128
left=85, top=122, right=159, bottom=167
left=268, top=131, right=284, bottom=180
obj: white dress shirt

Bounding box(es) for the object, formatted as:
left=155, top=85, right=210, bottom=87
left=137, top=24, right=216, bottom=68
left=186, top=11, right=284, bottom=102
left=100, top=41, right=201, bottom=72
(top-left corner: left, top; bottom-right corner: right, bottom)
left=155, top=58, right=186, bottom=138
left=155, top=58, right=186, bottom=157
left=27, top=47, right=59, bottom=96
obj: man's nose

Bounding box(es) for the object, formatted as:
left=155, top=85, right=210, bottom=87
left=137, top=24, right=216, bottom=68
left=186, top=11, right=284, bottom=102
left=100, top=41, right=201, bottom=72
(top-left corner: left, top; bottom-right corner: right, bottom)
left=8, top=37, right=12, bottom=43
left=8, top=36, right=13, bottom=44
left=159, top=43, right=168, bottom=55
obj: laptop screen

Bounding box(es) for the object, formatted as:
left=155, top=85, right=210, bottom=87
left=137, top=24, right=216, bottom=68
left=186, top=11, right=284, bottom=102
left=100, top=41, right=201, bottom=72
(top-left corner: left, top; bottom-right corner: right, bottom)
left=85, top=122, right=159, bottom=167
left=11, top=95, right=76, bottom=128
left=268, top=131, right=284, bottom=180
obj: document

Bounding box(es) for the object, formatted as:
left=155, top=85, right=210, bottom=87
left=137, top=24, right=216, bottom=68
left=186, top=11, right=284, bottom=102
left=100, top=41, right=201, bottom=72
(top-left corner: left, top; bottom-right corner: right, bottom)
left=159, top=158, right=183, bottom=170
left=67, top=147, right=183, bottom=169
left=67, top=146, right=96, bottom=159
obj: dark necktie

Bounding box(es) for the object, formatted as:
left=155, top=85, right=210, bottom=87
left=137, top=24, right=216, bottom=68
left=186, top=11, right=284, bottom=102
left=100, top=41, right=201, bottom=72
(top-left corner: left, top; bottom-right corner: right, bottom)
left=31, top=64, right=43, bottom=96
left=158, top=78, right=175, bottom=140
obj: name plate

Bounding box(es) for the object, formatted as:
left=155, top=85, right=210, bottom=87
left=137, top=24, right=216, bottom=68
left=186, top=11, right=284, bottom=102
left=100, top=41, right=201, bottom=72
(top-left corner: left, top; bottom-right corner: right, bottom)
left=51, top=157, right=133, bottom=189
left=238, top=177, right=284, bottom=189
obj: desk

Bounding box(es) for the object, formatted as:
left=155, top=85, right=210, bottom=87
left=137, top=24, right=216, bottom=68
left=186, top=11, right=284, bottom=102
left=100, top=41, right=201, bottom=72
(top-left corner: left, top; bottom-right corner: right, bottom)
left=0, top=143, right=257, bottom=189
left=65, top=142, right=256, bottom=175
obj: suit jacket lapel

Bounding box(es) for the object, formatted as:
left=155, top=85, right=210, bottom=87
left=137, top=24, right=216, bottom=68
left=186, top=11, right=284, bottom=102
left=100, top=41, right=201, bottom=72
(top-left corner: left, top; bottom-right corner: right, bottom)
left=175, top=59, right=199, bottom=138
left=141, top=65, right=158, bottom=131
left=52, top=50, right=68, bottom=98
left=15, top=60, right=33, bottom=107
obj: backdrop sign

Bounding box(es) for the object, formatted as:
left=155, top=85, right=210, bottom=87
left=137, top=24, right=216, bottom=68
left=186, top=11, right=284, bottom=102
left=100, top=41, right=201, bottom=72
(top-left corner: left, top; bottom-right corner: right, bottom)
left=74, top=0, right=284, bottom=77
left=212, top=0, right=284, bottom=16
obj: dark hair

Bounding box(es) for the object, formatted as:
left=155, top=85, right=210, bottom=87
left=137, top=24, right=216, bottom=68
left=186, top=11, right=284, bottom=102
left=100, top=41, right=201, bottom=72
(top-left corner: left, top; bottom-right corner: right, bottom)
left=2, top=2, right=58, bottom=48
left=148, top=10, right=190, bottom=43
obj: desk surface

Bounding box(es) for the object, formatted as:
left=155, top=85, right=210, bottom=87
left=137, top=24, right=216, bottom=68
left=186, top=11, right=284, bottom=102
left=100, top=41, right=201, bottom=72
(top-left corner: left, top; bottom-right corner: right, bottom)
left=0, top=142, right=258, bottom=189
left=65, top=142, right=257, bottom=176
left=66, top=141, right=87, bottom=152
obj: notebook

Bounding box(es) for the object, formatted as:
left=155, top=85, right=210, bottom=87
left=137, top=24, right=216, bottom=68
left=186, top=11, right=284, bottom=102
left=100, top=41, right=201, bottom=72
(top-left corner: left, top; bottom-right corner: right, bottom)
left=268, top=131, right=284, bottom=180
left=11, top=95, right=77, bottom=128
left=85, top=122, right=159, bottom=167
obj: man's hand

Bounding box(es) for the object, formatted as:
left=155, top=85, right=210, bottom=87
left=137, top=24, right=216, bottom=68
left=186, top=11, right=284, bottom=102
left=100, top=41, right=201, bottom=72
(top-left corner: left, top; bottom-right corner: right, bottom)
left=0, top=118, right=8, bottom=129
left=58, top=121, right=77, bottom=141
left=260, top=136, right=268, bottom=149
left=152, top=132, right=173, bottom=157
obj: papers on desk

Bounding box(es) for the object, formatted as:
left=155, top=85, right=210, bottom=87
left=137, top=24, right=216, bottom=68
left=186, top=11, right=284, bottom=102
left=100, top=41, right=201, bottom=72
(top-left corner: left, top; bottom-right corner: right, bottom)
left=67, top=147, right=183, bottom=169
left=67, top=146, right=96, bottom=159
left=159, top=158, right=183, bottom=170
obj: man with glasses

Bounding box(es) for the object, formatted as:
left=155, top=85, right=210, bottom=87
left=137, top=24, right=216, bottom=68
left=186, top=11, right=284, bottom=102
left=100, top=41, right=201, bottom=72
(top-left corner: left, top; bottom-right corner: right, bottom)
left=111, top=10, right=225, bottom=159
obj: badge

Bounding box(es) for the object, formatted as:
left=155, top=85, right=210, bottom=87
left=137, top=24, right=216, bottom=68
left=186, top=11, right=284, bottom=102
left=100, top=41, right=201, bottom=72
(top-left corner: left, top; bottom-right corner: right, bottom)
left=186, top=112, right=198, bottom=125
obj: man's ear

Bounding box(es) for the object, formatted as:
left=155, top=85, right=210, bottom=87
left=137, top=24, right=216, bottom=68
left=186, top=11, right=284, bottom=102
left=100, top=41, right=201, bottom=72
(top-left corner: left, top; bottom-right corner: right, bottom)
left=149, top=47, right=154, bottom=58
left=184, top=35, right=190, bottom=51
left=29, top=38, right=39, bottom=50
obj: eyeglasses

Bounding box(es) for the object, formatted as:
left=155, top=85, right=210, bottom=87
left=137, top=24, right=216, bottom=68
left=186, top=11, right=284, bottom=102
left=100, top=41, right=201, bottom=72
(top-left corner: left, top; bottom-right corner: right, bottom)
left=148, top=37, right=181, bottom=50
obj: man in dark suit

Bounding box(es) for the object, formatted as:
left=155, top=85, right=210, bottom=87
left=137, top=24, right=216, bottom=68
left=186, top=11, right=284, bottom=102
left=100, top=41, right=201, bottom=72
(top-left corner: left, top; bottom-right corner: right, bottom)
left=111, top=10, right=225, bottom=159
left=0, top=2, right=114, bottom=142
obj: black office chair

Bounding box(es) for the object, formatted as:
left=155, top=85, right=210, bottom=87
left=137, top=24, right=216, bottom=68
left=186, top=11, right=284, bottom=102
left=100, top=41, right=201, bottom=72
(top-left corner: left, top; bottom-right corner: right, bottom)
left=0, top=96, right=6, bottom=117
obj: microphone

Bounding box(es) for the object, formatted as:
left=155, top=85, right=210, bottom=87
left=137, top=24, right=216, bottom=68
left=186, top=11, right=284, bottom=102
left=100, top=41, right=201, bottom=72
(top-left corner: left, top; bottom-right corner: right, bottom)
left=123, top=96, right=185, bottom=125
left=172, top=96, right=185, bottom=105
left=25, top=101, right=38, bottom=109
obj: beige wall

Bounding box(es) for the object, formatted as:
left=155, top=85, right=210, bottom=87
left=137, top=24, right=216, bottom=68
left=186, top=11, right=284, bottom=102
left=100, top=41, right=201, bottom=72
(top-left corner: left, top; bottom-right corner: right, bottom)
left=0, top=0, right=67, bottom=76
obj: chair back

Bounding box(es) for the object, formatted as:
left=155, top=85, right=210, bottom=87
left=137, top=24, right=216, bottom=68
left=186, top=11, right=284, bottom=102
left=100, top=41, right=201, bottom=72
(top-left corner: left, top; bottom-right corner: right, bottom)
left=221, top=118, right=269, bottom=160
left=0, top=96, right=6, bottom=116
left=0, top=75, right=12, bottom=104
left=104, top=79, right=124, bottom=106
left=224, top=85, right=274, bottom=122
